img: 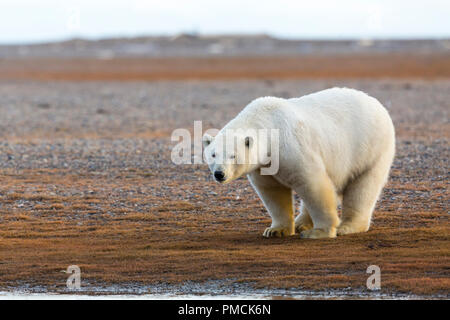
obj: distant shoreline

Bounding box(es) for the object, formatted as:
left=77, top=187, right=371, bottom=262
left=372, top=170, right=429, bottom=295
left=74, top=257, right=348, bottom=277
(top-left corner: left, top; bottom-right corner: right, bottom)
left=1, top=34, right=449, bottom=46
left=0, top=36, right=448, bottom=59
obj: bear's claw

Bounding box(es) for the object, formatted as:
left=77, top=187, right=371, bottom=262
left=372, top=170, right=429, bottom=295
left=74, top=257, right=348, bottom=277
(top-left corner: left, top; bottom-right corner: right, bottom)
left=263, top=227, right=293, bottom=238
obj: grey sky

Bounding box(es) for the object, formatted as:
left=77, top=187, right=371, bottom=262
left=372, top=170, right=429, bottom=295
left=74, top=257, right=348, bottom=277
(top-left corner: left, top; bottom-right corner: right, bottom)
left=1, top=0, right=449, bottom=44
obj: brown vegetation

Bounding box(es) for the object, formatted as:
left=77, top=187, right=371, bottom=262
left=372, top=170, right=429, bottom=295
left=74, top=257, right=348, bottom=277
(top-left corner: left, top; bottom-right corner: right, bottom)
left=0, top=166, right=448, bottom=295
left=1, top=53, right=449, bottom=81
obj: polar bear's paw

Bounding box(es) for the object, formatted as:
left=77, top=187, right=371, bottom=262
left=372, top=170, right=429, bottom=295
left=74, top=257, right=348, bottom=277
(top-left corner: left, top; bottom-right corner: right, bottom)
left=337, top=223, right=369, bottom=236
left=263, top=226, right=294, bottom=238
left=295, top=222, right=313, bottom=234
left=300, top=228, right=336, bottom=239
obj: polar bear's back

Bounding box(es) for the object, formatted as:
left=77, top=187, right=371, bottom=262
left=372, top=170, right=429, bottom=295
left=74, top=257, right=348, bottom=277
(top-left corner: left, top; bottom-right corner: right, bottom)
left=288, top=87, right=394, bottom=141
left=287, top=87, right=395, bottom=189
left=289, top=87, right=388, bottom=120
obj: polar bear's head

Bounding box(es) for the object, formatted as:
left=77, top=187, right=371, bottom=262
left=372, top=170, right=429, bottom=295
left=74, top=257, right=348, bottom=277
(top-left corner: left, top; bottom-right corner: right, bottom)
left=203, top=130, right=257, bottom=184
left=203, top=128, right=276, bottom=183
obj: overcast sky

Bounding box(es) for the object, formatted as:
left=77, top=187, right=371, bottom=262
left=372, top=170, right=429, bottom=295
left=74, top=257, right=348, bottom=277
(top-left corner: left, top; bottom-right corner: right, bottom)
left=1, top=0, right=449, bottom=44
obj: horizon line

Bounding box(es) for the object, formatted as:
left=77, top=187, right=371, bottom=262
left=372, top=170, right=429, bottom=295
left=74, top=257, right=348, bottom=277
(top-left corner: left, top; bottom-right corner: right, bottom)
left=1, top=32, right=449, bottom=46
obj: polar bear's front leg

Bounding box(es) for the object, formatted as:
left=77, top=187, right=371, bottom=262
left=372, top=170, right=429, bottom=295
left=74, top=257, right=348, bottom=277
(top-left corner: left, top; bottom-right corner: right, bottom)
left=248, top=172, right=295, bottom=238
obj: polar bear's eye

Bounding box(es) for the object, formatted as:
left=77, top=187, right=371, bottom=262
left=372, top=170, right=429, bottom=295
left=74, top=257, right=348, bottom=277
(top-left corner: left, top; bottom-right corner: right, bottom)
left=211, top=153, right=216, bottom=158
left=245, top=137, right=252, bottom=147
left=230, top=155, right=235, bottom=159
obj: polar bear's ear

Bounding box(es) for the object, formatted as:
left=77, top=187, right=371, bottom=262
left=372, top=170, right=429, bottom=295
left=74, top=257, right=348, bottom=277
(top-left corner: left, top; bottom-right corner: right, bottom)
left=203, top=133, right=214, bottom=148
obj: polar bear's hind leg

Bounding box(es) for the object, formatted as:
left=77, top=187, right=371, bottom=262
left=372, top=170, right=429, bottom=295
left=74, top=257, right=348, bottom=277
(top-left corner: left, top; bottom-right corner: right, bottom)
left=295, top=201, right=313, bottom=233
left=338, top=159, right=392, bottom=236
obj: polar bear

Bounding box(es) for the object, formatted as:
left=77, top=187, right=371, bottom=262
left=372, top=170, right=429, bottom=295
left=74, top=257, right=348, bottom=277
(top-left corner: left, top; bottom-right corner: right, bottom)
left=203, top=88, right=395, bottom=239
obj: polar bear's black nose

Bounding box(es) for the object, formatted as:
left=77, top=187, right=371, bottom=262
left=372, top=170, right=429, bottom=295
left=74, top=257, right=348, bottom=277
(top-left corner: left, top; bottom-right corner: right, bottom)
left=214, top=171, right=225, bottom=182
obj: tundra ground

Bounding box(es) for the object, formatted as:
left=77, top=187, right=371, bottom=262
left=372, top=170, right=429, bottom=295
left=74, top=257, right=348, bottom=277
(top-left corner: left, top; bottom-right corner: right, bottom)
left=0, top=62, right=448, bottom=297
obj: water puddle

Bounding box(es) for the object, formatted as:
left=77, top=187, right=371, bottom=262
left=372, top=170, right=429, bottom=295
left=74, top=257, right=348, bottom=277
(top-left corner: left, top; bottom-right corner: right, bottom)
left=0, top=281, right=434, bottom=300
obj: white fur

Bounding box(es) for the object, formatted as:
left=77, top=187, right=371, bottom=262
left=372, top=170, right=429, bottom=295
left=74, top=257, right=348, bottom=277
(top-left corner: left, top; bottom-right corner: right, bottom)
left=203, top=88, right=395, bottom=239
